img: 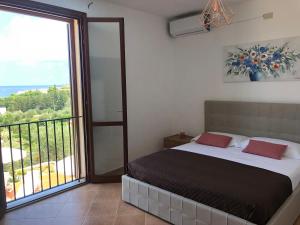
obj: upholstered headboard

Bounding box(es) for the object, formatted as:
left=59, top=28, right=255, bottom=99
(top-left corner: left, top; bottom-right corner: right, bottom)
left=205, top=101, right=300, bottom=144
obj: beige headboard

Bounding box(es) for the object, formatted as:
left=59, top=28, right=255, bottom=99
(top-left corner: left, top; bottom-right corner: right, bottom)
left=205, top=101, right=300, bottom=144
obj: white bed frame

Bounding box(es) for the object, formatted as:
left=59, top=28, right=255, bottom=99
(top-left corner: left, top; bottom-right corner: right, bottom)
left=122, top=175, right=300, bottom=225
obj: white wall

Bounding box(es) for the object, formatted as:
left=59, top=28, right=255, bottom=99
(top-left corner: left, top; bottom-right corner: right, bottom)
left=172, top=0, right=300, bottom=136
left=34, top=0, right=175, bottom=161
left=33, top=0, right=300, bottom=159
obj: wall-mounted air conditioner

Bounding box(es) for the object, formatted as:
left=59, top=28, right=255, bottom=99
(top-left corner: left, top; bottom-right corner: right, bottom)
left=169, top=14, right=209, bottom=38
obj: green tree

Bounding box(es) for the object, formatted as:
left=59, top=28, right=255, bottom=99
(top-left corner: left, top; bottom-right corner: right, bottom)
left=46, top=86, right=69, bottom=111
left=1, top=86, right=71, bottom=113
left=0, top=85, right=73, bottom=173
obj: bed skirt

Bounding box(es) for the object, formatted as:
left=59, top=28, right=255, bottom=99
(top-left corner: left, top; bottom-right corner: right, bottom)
left=122, top=175, right=300, bottom=225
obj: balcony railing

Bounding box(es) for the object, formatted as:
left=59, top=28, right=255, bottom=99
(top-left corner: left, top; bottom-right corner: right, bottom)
left=0, top=116, right=83, bottom=204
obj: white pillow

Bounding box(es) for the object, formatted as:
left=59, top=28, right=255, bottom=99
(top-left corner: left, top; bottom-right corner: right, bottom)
left=192, top=132, right=249, bottom=148
left=240, top=137, right=300, bottom=160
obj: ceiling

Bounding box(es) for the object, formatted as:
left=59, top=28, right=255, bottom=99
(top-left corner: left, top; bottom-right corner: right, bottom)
left=100, top=0, right=248, bottom=18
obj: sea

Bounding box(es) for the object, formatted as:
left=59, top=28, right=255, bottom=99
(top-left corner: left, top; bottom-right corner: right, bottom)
left=0, top=85, right=64, bottom=98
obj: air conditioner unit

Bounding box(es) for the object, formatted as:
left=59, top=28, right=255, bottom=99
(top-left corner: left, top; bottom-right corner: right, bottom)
left=169, top=14, right=209, bottom=38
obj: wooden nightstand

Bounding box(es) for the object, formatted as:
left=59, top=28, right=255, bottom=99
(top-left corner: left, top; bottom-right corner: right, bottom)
left=164, top=134, right=193, bottom=149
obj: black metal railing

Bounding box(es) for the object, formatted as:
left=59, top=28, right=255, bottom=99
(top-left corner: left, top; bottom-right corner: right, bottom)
left=0, top=116, right=82, bottom=203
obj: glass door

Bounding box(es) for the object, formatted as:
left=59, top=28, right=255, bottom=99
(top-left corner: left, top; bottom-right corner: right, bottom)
left=86, top=18, right=128, bottom=183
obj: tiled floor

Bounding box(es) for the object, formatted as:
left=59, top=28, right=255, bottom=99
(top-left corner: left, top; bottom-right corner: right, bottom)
left=0, top=183, right=299, bottom=225
left=0, top=183, right=169, bottom=225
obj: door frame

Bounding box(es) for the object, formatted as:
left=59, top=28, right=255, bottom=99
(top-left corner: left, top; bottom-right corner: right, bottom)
left=84, top=17, right=128, bottom=183
left=0, top=137, right=6, bottom=218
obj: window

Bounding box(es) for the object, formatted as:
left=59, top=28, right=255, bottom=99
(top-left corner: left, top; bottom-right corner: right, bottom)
left=0, top=2, right=87, bottom=209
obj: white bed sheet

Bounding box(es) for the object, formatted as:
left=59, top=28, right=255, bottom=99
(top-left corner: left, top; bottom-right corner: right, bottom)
left=173, top=142, right=300, bottom=190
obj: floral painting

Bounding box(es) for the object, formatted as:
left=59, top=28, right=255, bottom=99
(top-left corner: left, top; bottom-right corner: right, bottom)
left=224, top=37, right=300, bottom=82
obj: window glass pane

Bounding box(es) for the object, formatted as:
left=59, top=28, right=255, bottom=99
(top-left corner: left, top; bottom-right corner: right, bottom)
left=88, top=22, right=123, bottom=122
left=93, top=126, right=123, bottom=176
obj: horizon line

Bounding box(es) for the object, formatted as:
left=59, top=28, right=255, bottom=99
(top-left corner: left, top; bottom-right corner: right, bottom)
left=0, top=84, right=69, bottom=87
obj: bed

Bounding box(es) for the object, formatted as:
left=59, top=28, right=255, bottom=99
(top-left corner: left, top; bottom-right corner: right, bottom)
left=122, top=101, right=300, bottom=225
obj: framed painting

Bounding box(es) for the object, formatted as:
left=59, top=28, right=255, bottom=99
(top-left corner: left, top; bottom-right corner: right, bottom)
left=224, top=36, right=300, bottom=82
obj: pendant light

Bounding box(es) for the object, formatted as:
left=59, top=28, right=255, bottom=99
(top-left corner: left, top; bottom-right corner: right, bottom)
left=199, top=0, right=234, bottom=29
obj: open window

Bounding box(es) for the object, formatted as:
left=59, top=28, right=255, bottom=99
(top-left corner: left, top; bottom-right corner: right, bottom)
left=0, top=0, right=128, bottom=213
left=0, top=0, right=87, bottom=209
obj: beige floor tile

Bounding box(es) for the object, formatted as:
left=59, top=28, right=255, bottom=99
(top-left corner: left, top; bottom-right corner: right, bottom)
left=41, top=192, right=71, bottom=204
left=145, top=214, right=170, bottom=225
left=75, top=183, right=120, bottom=193
left=56, top=202, right=91, bottom=218
left=83, top=183, right=120, bottom=192
left=114, top=214, right=145, bottom=225
left=0, top=219, right=13, bottom=225
left=117, top=202, right=144, bottom=217
left=67, top=190, right=98, bottom=203
left=4, top=201, right=53, bottom=219
left=87, top=200, right=119, bottom=217
left=23, top=203, right=61, bottom=219
left=0, top=218, right=54, bottom=225
left=93, top=190, right=121, bottom=202
left=21, top=218, right=55, bottom=225
left=73, top=184, right=98, bottom=192
left=51, top=217, right=86, bottom=225
left=4, top=207, right=28, bottom=220
left=83, top=216, right=115, bottom=225
left=0, top=218, right=23, bottom=225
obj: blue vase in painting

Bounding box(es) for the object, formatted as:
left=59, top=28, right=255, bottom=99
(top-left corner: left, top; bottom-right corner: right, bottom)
left=249, top=71, right=262, bottom=82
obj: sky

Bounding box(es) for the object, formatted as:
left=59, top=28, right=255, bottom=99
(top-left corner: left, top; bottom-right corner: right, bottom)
left=0, top=10, right=70, bottom=86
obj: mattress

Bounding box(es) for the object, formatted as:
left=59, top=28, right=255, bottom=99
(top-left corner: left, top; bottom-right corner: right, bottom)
left=174, top=142, right=300, bottom=190
left=128, top=148, right=294, bottom=225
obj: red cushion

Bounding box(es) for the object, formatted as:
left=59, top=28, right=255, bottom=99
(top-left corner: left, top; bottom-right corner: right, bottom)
left=196, top=133, right=232, bottom=148
left=243, top=140, right=287, bottom=160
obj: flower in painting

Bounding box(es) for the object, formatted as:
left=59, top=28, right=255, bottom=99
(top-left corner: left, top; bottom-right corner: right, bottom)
left=250, top=51, right=257, bottom=58
left=265, top=58, right=272, bottom=66
left=273, top=63, right=280, bottom=70
left=225, top=42, right=300, bottom=80
left=243, top=50, right=249, bottom=57
left=272, top=51, right=282, bottom=61
left=231, top=61, right=240, bottom=67
left=244, top=58, right=252, bottom=67
left=239, top=54, right=245, bottom=61
left=253, top=58, right=260, bottom=64
left=260, top=47, right=268, bottom=53
left=261, top=63, right=268, bottom=69
left=260, top=54, right=268, bottom=61
left=241, top=65, right=247, bottom=70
